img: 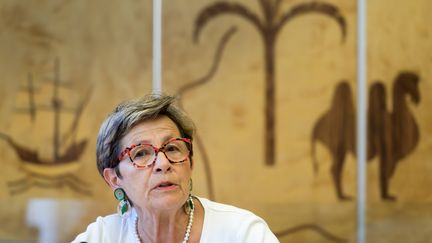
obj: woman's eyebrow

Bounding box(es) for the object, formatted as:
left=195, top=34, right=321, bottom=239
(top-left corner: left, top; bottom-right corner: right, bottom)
left=129, top=135, right=176, bottom=147
left=162, top=135, right=177, bottom=141
left=125, top=139, right=152, bottom=148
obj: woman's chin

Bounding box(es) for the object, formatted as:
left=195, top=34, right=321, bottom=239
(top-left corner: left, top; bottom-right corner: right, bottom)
left=146, top=192, right=187, bottom=211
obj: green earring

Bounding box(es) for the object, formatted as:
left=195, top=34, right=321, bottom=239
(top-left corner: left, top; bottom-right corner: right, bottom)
left=114, top=188, right=130, bottom=217
left=187, top=194, right=194, bottom=211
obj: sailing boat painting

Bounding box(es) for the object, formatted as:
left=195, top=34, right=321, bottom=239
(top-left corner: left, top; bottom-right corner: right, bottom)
left=1, top=59, right=92, bottom=196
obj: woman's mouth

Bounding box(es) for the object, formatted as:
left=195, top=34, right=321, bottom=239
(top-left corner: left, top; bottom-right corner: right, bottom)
left=154, top=181, right=178, bottom=191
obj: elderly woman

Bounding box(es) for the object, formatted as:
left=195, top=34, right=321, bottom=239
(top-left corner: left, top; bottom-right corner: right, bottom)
left=73, top=94, right=278, bottom=243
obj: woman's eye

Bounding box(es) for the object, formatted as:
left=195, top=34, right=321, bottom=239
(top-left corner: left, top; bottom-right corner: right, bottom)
left=135, top=151, right=145, bottom=157
left=133, top=148, right=152, bottom=158
left=165, top=144, right=181, bottom=152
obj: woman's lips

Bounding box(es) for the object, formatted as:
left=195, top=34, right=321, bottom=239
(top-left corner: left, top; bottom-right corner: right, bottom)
left=154, top=181, right=178, bottom=191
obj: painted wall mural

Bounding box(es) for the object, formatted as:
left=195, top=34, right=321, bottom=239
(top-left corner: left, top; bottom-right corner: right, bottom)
left=176, top=0, right=349, bottom=240
left=0, top=0, right=431, bottom=242
left=177, top=22, right=347, bottom=242
left=194, top=0, right=346, bottom=166
left=0, top=1, right=153, bottom=241
left=312, top=71, right=420, bottom=201
left=2, top=59, right=92, bottom=196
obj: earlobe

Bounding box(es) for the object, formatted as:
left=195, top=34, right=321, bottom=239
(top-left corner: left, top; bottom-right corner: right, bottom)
left=103, top=168, right=120, bottom=189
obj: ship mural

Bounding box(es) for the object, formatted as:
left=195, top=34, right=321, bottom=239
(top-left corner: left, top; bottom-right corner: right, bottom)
left=1, top=58, right=92, bottom=196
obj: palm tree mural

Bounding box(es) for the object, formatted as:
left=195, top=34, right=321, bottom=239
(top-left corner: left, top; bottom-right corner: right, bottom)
left=194, top=0, right=347, bottom=165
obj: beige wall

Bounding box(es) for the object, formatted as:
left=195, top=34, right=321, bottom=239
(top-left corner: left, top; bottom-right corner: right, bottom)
left=0, top=0, right=431, bottom=242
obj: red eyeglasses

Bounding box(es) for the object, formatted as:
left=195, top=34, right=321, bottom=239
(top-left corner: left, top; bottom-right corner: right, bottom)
left=118, top=138, right=192, bottom=169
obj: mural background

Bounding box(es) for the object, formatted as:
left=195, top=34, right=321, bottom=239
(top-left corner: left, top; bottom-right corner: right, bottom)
left=0, top=0, right=430, bottom=242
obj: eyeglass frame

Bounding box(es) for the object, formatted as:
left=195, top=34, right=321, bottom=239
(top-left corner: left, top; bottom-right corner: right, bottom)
left=117, top=137, right=192, bottom=169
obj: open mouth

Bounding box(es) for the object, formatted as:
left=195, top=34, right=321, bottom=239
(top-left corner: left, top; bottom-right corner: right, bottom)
left=155, top=181, right=177, bottom=189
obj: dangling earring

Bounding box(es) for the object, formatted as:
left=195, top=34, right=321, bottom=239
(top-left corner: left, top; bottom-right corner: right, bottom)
left=185, top=194, right=194, bottom=214
left=114, top=188, right=131, bottom=217
left=184, top=179, right=194, bottom=214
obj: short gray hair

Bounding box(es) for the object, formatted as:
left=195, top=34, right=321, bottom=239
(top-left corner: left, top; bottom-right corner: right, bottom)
left=96, top=94, right=195, bottom=177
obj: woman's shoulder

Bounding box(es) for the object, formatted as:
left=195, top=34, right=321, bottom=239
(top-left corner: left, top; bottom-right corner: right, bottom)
left=197, top=197, right=258, bottom=219
left=197, top=197, right=279, bottom=242
left=72, top=211, right=136, bottom=243
left=86, top=213, right=124, bottom=231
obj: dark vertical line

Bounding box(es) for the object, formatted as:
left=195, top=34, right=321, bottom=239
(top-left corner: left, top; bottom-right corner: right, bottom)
left=264, top=32, right=276, bottom=165
left=53, top=58, right=61, bottom=162
left=27, top=73, right=36, bottom=122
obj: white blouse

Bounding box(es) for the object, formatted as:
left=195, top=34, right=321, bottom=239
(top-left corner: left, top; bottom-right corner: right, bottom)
left=73, top=197, right=279, bottom=243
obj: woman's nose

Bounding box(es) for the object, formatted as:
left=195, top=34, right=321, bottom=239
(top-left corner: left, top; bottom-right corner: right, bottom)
left=153, top=151, right=172, bottom=172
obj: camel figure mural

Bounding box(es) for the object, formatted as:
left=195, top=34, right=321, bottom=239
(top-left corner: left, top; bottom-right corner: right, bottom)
left=311, top=71, right=420, bottom=201
left=194, top=0, right=346, bottom=166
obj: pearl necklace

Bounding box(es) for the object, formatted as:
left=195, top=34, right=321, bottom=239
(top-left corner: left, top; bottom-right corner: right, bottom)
left=134, top=196, right=195, bottom=243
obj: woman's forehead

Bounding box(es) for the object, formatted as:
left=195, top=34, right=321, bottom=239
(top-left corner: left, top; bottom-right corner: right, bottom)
left=121, top=116, right=181, bottom=145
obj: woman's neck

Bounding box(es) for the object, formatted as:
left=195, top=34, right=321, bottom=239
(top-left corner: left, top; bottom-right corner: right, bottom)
left=135, top=206, right=189, bottom=243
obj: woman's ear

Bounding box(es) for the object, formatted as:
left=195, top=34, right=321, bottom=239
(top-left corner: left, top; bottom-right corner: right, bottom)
left=103, top=167, right=120, bottom=190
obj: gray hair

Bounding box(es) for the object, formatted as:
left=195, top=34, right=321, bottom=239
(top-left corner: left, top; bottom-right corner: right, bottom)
left=96, top=94, right=195, bottom=177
